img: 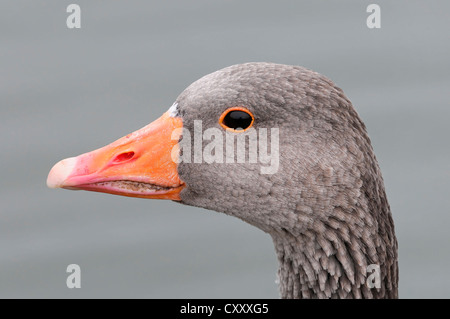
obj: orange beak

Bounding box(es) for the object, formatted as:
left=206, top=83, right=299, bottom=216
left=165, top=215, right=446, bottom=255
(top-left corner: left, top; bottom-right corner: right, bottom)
left=47, top=112, right=185, bottom=200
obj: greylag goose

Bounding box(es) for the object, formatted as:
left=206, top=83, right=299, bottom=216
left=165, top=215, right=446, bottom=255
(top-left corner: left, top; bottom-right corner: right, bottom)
left=47, top=62, right=398, bottom=299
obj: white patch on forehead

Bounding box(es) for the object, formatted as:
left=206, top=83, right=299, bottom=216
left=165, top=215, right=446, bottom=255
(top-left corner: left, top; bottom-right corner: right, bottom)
left=168, top=102, right=179, bottom=117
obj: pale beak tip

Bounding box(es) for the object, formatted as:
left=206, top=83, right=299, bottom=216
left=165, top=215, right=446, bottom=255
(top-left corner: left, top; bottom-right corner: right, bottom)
left=47, top=157, right=77, bottom=189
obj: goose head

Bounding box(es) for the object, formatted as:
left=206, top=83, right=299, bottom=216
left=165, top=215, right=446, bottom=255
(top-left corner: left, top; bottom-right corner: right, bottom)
left=47, top=62, right=398, bottom=298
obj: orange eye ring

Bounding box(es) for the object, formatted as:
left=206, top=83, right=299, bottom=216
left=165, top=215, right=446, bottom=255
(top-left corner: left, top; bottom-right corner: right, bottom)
left=219, top=107, right=255, bottom=132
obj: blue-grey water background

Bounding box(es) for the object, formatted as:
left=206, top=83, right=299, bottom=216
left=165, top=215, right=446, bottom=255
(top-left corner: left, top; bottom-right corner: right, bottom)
left=1, top=1, right=449, bottom=298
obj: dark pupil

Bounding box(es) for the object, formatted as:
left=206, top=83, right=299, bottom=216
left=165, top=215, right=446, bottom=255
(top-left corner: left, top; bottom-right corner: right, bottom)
left=223, top=111, right=252, bottom=130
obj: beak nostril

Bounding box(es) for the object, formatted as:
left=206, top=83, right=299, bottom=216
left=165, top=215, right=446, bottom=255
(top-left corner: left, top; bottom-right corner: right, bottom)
left=113, top=151, right=135, bottom=163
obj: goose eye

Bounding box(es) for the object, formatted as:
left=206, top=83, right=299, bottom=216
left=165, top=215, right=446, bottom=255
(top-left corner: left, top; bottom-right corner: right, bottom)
left=219, top=107, right=254, bottom=132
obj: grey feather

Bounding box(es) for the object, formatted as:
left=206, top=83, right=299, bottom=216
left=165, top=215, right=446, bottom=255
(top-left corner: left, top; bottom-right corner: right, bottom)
left=175, top=62, right=398, bottom=299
